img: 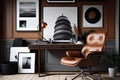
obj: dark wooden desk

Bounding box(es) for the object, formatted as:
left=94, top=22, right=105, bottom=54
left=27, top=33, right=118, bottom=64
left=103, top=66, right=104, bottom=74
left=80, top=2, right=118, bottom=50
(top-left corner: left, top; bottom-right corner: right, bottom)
left=29, top=43, right=83, bottom=77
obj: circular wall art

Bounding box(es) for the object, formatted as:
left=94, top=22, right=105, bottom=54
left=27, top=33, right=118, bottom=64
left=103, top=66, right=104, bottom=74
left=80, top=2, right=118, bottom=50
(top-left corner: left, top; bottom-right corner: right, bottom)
left=85, top=7, right=101, bottom=24
left=83, top=5, right=103, bottom=28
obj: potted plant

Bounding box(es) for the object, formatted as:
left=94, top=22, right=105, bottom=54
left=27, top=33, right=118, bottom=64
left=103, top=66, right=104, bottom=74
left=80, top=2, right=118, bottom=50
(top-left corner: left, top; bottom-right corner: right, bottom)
left=105, top=53, right=120, bottom=77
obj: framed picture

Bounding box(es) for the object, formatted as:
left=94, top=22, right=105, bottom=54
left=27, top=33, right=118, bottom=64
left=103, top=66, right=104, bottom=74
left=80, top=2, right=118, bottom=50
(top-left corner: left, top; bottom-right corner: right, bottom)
left=47, top=0, right=75, bottom=3
left=18, top=52, right=35, bottom=73
left=16, top=0, right=39, bottom=31
left=10, top=47, right=30, bottom=62
left=43, top=7, right=78, bottom=42
left=83, top=5, right=103, bottom=28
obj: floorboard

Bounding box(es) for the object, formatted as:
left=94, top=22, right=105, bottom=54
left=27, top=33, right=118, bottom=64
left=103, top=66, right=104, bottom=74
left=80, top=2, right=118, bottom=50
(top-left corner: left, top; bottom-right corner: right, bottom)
left=0, top=72, right=120, bottom=80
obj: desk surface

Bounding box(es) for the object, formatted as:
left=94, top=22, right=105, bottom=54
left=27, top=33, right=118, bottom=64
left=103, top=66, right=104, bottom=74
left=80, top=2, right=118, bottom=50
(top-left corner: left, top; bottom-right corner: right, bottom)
left=29, top=43, right=84, bottom=50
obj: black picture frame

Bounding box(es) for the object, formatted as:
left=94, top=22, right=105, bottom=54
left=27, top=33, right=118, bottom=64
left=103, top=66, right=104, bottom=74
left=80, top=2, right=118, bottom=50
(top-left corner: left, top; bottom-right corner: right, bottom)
left=83, top=5, right=103, bottom=28
left=18, top=52, right=35, bottom=73
left=47, top=0, right=75, bottom=3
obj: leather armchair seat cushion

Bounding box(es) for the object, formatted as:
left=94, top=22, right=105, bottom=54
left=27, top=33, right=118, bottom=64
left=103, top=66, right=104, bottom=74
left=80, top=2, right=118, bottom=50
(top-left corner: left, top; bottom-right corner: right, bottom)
left=61, top=57, right=82, bottom=66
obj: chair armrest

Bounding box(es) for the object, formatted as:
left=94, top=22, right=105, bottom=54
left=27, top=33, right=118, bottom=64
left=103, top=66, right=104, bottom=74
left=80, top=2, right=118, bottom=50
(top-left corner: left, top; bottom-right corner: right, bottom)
left=87, top=51, right=104, bottom=60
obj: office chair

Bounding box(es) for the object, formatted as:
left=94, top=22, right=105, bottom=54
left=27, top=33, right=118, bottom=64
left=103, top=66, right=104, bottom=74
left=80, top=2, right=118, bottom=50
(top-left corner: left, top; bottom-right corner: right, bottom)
left=61, top=32, right=106, bottom=80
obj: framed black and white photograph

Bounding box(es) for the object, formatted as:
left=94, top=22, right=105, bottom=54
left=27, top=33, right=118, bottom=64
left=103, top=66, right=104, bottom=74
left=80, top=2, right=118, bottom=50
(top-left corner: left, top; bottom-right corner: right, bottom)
left=16, top=0, right=39, bottom=31
left=83, top=5, right=103, bottom=28
left=47, top=0, right=75, bottom=3
left=18, top=52, right=35, bottom=73
left=43, top=7, right=78, bottom=42
left=10, top=47, right=30, bottom=62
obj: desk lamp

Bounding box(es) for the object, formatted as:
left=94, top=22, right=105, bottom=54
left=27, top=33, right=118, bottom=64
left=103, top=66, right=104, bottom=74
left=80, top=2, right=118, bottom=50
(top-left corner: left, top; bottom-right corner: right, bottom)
left=35, top=21, right=47, bottom=43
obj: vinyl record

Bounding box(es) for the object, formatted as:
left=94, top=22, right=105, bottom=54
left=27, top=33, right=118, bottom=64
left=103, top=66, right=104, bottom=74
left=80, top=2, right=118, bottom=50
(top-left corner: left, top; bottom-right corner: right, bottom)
left=85, top=7, right=101, bottom=23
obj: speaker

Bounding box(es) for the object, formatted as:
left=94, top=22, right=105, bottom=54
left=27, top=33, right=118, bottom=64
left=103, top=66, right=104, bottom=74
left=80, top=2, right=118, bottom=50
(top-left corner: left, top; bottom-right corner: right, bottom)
left=13, top=38, right=27, bottom=47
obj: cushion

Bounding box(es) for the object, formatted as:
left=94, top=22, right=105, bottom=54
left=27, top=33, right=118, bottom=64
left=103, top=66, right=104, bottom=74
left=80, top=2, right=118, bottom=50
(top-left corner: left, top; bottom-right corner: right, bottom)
left=61, top=57, right=82, bottom=66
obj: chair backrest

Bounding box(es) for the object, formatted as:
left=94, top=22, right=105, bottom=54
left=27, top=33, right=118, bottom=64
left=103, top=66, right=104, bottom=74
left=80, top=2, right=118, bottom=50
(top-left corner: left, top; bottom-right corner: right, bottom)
left=87, top=32, right=106, bottom=46
left=81, top=32, right=106, bottom=58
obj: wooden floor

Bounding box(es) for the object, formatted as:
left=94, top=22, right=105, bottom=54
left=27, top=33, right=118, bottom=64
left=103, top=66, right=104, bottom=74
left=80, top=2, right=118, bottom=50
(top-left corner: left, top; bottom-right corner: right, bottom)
left=0, top=72, right=120, bottom=80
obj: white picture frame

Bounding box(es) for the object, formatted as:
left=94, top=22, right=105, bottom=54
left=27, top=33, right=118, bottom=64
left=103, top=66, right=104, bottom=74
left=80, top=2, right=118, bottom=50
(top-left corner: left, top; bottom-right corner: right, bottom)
left=43, top=7, right=78, bottom=41
left=47, top=0, right=75, bottom=3
left=10, top=47, right=30, bottom=62
left=16, top=0, right=39, bottom=31
left=83, top=5, right=103, bottom=28
left=18, top=52, right=35, bottom=73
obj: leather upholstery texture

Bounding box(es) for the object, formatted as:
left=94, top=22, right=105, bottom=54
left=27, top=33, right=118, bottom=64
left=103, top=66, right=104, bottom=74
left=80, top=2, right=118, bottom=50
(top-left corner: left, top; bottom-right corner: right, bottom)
left=61, top=32, right=106, bottom=67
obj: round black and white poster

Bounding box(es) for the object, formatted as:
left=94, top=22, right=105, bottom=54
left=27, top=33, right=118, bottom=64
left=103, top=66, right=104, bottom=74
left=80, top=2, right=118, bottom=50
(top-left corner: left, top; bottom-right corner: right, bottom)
left=83, top=5, right=103, bottom=28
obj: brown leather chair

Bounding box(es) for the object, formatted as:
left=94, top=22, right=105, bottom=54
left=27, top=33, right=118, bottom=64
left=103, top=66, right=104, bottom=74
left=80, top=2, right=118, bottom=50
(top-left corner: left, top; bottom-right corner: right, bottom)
left=61, top=32, right=106, bottom=80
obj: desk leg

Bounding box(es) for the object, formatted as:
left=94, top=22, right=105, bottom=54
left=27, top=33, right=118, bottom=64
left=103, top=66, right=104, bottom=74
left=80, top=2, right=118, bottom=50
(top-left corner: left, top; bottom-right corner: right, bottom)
left=38, top=49, right=41, bottom=77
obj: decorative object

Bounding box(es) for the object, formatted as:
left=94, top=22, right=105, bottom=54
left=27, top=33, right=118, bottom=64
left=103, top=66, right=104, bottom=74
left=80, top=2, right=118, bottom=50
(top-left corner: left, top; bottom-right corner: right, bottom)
left=34, top=20, right=48, bottom=44
left=53, top=14, right=72, bottom=40
left=18, top=52, right=35, bottom=73
left=83, top=5, right=103, bottom=28
left=104, top=54, right=120, bottom=77
left=73, top=24, right=80, bottom=36
left=77, top=30, right=95, bottom=44
left=16, top=0, right=39, bottom=31
left=37, top=20, right=48, bottom=41
left=43, top=7, right=78, bottom=42
left=108, top=67, right=118, bottom=77
left=10, top=47, right=30, bottom=62
left=47, top=0, right=75, bottom=3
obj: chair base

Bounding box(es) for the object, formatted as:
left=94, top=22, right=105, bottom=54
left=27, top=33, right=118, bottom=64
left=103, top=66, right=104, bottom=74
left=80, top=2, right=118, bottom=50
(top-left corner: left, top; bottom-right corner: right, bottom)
left=72, top=70, right=93, bottom=80
left=65, top=70, right=95, bottom=80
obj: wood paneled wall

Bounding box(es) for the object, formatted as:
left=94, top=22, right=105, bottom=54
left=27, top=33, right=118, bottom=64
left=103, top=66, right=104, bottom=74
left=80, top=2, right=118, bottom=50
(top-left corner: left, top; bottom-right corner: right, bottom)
left=3, top=0, right=115, bottom=40
left=4, top=0, right=40, bottom=39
